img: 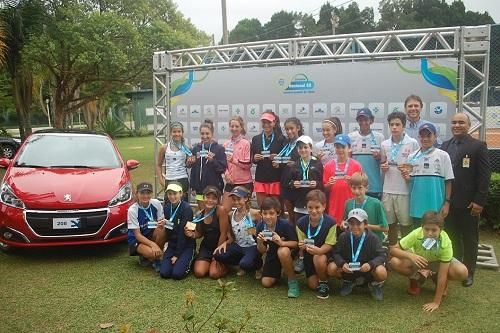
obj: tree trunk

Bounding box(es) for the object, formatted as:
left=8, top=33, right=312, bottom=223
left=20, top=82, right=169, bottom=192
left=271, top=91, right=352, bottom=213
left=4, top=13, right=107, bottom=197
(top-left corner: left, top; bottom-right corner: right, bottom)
left=13, top=72, right=33, bottom=140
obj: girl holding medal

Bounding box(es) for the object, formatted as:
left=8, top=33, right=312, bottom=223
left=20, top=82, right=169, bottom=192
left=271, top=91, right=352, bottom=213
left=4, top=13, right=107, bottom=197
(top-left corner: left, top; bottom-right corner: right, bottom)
left=156, top=122, right=195, bottom=202
left=160, top=182, right=196, bottom=280
left=314, top=117, right=343, bottom=165
left=214, top=186, right=263, bottom=277
left=186, top=186, right=230, bottom=279
left=190, top=120, right=228, bottom=210
left=222, top=117, right=253, bottom=212
left=275, top=117, right=303, bottom=224
left=251, top=111, right=285, bottom=207
left=323, top=134, right=362, bottom=235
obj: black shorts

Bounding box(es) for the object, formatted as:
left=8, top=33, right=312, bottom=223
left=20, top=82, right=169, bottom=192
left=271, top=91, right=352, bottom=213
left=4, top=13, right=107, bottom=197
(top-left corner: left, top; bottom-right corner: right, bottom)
left=303, top=253, right=316, bottom=278
left=280, top=187, right=296, bottom=202
left=224, top=182, right=254, bottom=193
left=128, top=232, right=154, bottom=256
left=262, top=256, right=282, bottom=279
left=196, top=246, right=215, bottom=262
left=341, top=271, right=374, bottom=284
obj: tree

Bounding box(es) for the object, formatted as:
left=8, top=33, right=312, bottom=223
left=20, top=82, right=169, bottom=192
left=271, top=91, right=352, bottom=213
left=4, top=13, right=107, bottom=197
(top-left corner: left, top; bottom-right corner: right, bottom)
left=228, top=18, right=263, bottom=43
left=262, top=10, right=298, bottom=40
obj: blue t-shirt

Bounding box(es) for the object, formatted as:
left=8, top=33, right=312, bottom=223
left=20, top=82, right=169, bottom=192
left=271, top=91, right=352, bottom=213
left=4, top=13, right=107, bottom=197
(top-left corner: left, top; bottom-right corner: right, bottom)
left=349, top=130, right=385, bottom=193
left=256, top=218, right=297, bottom=260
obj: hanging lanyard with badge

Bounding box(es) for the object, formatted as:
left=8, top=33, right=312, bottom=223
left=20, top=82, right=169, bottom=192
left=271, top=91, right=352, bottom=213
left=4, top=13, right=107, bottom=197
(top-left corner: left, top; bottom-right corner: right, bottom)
left=261, top=221, right=275, bottom=240
left=261, top=132, right=274, bottom=158
left=199, top=142, right=213, bottom=181
left=299, top=158, right=311, bottom=187
left=165, top=202, right=182, bottom=230
left=388, top=136, right=404, bottom=166
left=275, top=139, right=296, bottom=164
left=369, top=131, right=380, bottom=153
left=186, top=208, right=216, bottom=231
left=304, top=215, right=324, bottom=246
left=349, top=231, right=366, bottom=271
left=335, top=158, right=350, bottom=179
left=140, top=205, right=157, bottom=229
left=225, top=135, right=242, bottom=156
left=172, top=141, right=193, bottom=157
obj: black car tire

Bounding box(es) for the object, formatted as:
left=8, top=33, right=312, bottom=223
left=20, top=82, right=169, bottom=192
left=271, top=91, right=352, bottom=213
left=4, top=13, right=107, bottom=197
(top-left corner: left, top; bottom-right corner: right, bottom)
left=1, top=144, right=15, bottom=159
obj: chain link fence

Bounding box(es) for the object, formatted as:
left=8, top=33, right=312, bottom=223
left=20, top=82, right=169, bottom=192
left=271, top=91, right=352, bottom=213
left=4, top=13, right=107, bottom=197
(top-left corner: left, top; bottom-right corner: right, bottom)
left=486, top=24, right=500, bottom=172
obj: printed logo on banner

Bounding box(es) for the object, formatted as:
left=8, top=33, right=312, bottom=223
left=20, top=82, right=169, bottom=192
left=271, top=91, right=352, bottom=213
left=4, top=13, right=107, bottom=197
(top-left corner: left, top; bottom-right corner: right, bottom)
left=369, top=103, right=385, bottom=119
left=349, top=103, right=365, bottom=118
left=263, top=104, right=276, bottom=113
left=247, top=104, right=260, bottom=119
left=217, top=105, right=230, bottom=118
left=190, top=105, right=201, bottom=118
left=218, top=122, right=228, bottom=136
left=278, top=74, right=315, bottom=94
left=190, top=122, right=201, bottom=135
left=203, top=105, right=216, bottom=117
left=371, top=123, right=384, bottom=132
left=430, top=102, right=447, bottom=118
left=279, top=104, right=292, bottom=118
left=435, top=123, right=446, bottom=139
left=302, top=122, right=310, bottom=135
left=247, top=122, right=260, bottom=136
left=231, top=104, right=244, bottom=117
left=331, top=103, right=346, bottom=117
left=312, top=122, right=323, bottom=139
left=176, top=105, right=188, bottom=119
left=388, top=103, right=405, bottom=114
left=313, top=103, right=327, bottom=118
left=296, top=104, right=310, bottom=119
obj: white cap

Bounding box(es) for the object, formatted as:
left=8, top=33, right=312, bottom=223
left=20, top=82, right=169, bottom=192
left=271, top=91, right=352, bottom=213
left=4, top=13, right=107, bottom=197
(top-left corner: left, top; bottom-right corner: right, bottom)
left=347, top=208, right=368, bottom=223
left=296, top=135, right=313, bottom=146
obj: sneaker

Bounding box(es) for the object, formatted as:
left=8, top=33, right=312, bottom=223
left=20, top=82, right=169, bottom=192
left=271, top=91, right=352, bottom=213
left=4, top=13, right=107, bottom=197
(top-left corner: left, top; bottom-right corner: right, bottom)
left=254, top=268, right=263, bottom=280
left=316, top=281, right=330, bottom=299
left=370, top=281, right=384, bottom=301
left=294, top=257, right=304, bottom=273
left=287, top=279, right=300, bottom=298
left=236, top=268, right=246, bottom=276
left=407, top=279, right=422, bottom=296
left=138, top=255, right=152, bottom=267
left=339, top=280, right=355, bottom=297
left=152, top=260, right=161, bottom=273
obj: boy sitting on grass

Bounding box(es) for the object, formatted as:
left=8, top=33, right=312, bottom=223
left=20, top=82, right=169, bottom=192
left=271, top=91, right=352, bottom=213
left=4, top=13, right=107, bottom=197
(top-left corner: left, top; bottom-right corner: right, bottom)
left=390, top=210, right=468, bottom=312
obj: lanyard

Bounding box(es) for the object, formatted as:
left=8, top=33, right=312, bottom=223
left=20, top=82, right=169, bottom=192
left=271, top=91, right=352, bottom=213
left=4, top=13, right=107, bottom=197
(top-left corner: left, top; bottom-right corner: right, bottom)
left=277, top=139, right=297, bottom=157
left=335, top=158, right=350, bottom=175
left=192, top=208, right=216, bottom=223
left=169, top=202, right=182, bottom=222
left=199, top=142, right=213, bottom=180
left=307, top=215, right=324, bottom=239
left=352, top=198, right=367, bottom=211
left=228, top=135, right=243, bottom=148
left=300, top=158, right=310, bottom=180
left=409, top=147, right=434, bottom=164
left=360, top=131, right=377, bottom=146
left=233, top=209, right=254, bottom=228
left=201, top=142, right=213, bottom=154
left=390, top=135, right=404, bottom=163
left=172, top=141, right=193, bottom=157
left=263, top=220, right=276, bottom=232
left=139, top=204, right=154, bottom=222
left=261, top=132, right=274, bottom=151
left=350, top=231, right=366, bottom=262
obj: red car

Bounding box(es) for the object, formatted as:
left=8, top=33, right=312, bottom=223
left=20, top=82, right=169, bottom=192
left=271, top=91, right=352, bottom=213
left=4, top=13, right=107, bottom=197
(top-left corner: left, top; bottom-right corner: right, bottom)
left=0, top=130, right=139, bottom=251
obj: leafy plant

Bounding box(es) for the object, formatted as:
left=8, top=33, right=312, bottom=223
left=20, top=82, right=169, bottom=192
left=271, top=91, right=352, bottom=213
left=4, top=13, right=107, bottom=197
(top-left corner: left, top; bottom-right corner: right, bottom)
left=0, top=127, right=11, bottom=137
left=96, top=117, right=124, bottom=138
left=483, top=172, right=500, bottom=230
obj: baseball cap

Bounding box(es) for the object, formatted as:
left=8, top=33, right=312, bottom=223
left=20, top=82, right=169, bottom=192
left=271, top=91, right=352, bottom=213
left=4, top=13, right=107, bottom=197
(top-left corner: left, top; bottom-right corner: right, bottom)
left=136, top=182, right=153, bottom=193
left=166, top=182, right=183, bottom=192
left=334, top=134, right=351, bottom=147
left=418, top=122, right=437, bottom=135
left=296, top=135, right=313, bottom=146
left=229, top=186, right=251, bottom=198
left=347, top=208, right=368, bottom=223
left=203, top=186, right=221, bottom=198
left=260, top=112, right=276, bottom=122
left=356, top=108, right=374, bottom=120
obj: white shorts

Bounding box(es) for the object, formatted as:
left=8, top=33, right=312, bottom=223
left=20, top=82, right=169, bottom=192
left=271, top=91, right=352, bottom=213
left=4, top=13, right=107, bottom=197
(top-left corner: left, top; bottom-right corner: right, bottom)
left=382, top=193, right=411, bottom=226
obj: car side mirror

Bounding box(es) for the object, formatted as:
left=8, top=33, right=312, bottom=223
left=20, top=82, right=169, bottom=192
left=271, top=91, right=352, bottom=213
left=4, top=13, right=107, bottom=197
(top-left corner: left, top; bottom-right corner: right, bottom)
left=0, top=158, right=11, bottom=169
left=126, top=160, right=140, bottom=170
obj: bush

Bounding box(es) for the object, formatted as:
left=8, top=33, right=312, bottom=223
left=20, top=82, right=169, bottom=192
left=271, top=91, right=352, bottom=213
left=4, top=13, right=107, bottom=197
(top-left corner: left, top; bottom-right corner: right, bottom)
left=96, top=118, right=124, bottom=139
left=0, top=127, right=12, bottom=137
left=483, top=172, right=500, bottom=230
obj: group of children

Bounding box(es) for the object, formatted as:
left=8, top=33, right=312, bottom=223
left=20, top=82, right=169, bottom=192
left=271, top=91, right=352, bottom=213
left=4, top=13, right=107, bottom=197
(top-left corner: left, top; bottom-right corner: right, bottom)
left=130, top=97, right=469, bottom=312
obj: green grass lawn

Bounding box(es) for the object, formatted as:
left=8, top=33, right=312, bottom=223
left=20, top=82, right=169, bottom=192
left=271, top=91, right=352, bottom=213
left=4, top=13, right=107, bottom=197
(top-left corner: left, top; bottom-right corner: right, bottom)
left=0, top=136, right=499, bottom=333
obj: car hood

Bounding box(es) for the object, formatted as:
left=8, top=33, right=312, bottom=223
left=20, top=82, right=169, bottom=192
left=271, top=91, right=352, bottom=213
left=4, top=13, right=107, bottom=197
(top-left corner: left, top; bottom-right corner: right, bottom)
left=5, top=167, right=128, bottom=209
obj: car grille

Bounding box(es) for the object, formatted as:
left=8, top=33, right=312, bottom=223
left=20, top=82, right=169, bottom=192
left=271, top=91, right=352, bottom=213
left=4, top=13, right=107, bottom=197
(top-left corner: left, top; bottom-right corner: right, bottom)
left=25, top=209, right=109, bottom=237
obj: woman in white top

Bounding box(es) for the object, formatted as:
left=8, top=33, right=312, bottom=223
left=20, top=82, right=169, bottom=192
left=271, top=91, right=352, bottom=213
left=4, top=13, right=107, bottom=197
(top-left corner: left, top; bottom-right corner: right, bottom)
left=156, top=122, right=196, bottom=202
left=314, top=117, right=343, bottom=165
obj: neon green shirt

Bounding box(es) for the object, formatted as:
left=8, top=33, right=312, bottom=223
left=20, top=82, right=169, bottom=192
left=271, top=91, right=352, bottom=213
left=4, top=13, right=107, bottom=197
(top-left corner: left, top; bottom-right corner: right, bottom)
left=399, top=227, right=453, bottom=262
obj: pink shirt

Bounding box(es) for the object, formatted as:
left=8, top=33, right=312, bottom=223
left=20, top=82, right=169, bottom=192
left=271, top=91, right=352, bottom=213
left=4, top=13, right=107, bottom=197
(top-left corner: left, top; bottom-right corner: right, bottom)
left=224, top=137, right=253, bottom=185
left=323, top=158, right=363, bottom=225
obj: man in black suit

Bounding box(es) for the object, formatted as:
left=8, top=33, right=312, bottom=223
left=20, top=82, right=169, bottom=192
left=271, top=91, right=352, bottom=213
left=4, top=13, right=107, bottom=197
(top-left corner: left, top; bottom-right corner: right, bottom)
left=442, top=113, right=491, bottom=287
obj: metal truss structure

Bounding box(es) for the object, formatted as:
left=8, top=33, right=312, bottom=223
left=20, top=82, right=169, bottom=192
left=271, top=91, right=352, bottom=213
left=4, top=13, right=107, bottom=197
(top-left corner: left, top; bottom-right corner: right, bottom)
left=152, top=25, right=491, bottom=193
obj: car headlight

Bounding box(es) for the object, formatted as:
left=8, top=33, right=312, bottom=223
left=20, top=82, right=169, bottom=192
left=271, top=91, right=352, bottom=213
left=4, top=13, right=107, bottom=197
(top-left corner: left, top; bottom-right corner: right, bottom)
left=108, top=182, right=132, bottom=207
left=0, top=183, right=25, bottom=209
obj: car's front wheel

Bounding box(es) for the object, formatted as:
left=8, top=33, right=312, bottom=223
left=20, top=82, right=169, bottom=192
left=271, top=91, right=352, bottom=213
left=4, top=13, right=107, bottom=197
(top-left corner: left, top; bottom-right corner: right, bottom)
left=1, top=144, right=15, bottom=159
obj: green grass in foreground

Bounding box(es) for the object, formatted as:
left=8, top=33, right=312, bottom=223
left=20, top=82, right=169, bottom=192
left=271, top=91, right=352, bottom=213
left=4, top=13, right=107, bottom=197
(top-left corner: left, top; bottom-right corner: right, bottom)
left=1, top=136, right=499, bottom=332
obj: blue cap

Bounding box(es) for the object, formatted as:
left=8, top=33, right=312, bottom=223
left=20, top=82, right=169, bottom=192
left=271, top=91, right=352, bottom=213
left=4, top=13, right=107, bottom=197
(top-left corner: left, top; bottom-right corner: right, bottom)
left=334, top=134, right=351, bottom=147
left=418, top=122, right=437, bottom=135
left=356, top=108, right=374, bottom=120
left=229, top=186, right=251, bottom=198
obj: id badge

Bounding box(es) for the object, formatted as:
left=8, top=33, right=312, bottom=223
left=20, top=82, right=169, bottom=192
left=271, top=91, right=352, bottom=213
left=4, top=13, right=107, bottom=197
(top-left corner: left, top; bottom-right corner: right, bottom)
left=185, top=221, right=197, bottom=231
left=199, top=150, right=208, bottom=158
left=261, top=150, right=270, bottom=158
left=388, top=161, right=398, bottom=166
left=348, top=262, right=361, bottom=271
left=335, top=172, right=346, bottom=179
left=299, top=180, right=311, bottom=188
left=304, top=238, right=315, bottom=246
left=262, top=230, right=273, bottom=240
left=370, top=145, right=380, bottom=153
left=165, top=220, right=174, bottom=230
left=280, top=156, right=291, bottom=164
left=147, top=221, right=157, bottom=229
left=463, top=156, right=470, bottom=168
left=225, top=147, right=233, bottom=155
left=422, top=237, right=437, bottom=250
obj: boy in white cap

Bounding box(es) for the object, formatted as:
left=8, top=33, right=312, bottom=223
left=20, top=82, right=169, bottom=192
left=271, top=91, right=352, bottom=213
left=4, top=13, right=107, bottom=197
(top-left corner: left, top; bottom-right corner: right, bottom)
left=327, top=208, right=387, bottom=300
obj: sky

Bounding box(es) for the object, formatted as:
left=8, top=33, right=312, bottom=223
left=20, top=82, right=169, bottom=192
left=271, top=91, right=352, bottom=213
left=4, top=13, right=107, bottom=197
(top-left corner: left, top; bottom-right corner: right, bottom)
left=174, top=0, right=499, bottom=42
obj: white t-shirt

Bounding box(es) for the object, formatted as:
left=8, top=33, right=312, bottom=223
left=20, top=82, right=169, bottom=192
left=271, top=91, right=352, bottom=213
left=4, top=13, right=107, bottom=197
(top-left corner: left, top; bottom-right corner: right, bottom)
left=380, top=134, right=419, bottom=194
left=313, top=140, right=337, bottom=165
left=165, top=142, right=189, bottom=180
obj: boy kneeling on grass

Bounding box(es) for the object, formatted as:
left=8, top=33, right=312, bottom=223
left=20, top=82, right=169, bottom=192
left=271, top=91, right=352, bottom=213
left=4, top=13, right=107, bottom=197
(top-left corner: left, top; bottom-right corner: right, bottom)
left=327, top=208, right=387, bottom=301
left=127, top=183, right=166, bottom=271
left=389, top=210, right=468, bottom=312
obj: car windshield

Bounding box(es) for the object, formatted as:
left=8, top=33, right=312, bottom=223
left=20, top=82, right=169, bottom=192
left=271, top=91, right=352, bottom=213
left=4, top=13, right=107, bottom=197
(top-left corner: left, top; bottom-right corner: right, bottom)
left=15, top=133, right=122, bottom=168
